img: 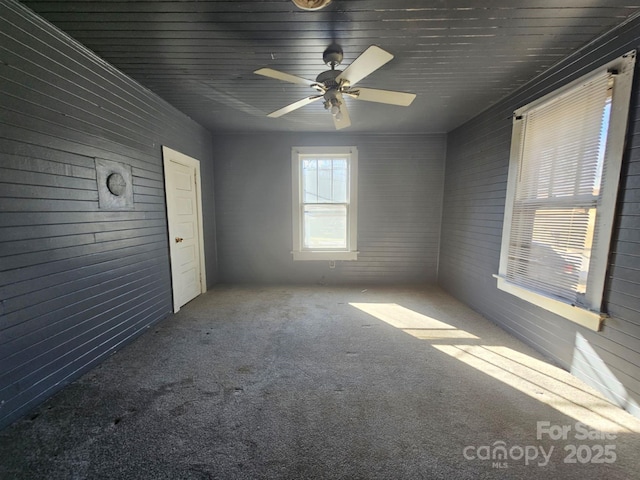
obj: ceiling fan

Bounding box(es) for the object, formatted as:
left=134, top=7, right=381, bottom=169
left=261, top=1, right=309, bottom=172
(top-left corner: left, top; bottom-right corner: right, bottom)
left=254, top=44, right=416, bottom=130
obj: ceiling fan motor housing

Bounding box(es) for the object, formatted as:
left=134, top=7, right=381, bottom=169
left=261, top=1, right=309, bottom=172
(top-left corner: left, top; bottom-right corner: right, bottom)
left=316, top=69, right=342, bottom=89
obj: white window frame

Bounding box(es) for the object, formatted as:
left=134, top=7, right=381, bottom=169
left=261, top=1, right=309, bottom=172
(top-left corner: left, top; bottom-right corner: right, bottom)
left=292, top=146, right=358, bottom=261
left=496, top=51, right=636, bottom=331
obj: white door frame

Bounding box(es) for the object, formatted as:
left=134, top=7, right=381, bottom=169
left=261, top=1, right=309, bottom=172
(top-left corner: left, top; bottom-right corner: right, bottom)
left=162, top=145, right=207, bottom=313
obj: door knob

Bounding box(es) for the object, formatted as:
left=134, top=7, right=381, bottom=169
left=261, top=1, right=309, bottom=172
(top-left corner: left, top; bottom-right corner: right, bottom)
left=175, top=237, right=184, bottom=243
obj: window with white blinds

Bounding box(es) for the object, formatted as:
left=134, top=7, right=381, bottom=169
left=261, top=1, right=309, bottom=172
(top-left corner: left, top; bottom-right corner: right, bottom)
left=497, top=52, right=635, bottom=331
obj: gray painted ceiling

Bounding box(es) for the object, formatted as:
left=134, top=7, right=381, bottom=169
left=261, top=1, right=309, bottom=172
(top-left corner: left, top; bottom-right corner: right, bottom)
left=21, top=1, right=640, bottom=134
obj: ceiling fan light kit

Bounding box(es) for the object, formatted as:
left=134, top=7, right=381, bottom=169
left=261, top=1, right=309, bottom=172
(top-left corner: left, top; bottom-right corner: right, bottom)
left=255, top=44, right=416, bottom=130
left=291, top=0, right=332, bottom=11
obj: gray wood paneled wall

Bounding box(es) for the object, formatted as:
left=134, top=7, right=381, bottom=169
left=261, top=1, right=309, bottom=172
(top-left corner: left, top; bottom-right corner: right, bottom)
left=213, top=133, right=445, bottom=285
left=440, top=15, right=640, bottom=416
left=0, top=0, right=216, bottom=429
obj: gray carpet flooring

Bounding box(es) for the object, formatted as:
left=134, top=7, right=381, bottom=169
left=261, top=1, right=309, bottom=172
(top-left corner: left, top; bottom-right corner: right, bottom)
left=1, top=285, right=639, bottom=479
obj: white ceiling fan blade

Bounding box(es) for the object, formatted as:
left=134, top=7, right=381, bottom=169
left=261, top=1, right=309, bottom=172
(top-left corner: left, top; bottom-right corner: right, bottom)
left=255, top=68, right=316, bottom=87
left=350, top=87, right=416, bottom=106
left=336, top=46, right=394, bottom=86
left=267, top=95, right=323, bottom=118
left=333, top=95, right=351, bottom=130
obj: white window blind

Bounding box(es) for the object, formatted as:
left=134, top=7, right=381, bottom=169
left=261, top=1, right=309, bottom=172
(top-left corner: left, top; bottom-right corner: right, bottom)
left=506, top=72, right=612, bottom=305
left=497, top=51, right=635, bottom=331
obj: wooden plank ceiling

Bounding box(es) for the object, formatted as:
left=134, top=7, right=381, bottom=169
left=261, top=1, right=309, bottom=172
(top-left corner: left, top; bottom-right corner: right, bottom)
left=20, top=0, right=640, bottom=133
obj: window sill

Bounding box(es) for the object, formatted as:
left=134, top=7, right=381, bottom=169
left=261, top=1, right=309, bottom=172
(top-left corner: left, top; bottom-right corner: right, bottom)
left=292, top=251, right=358, bottom=261
left=494, top=275, right=604, bottom=332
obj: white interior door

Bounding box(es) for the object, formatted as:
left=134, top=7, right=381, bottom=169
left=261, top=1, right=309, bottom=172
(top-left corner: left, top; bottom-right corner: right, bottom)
left=162, top=146, right=206, bottom=312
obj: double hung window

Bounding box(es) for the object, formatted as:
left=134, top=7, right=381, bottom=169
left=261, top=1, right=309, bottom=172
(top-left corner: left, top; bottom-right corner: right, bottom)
left=497, top=52, right=635, bottom=330
left=292, top=147, right=358, bottom=261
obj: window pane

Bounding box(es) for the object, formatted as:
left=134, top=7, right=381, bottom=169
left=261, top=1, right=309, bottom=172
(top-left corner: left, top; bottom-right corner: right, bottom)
left=519, top=88, right=610, bottom=201
left=302, top=159, right=318, bottom=203
left=303, top=204, right=347, bottom=249
left=317, top=159, right=332, bottom=202
left=594, top=100, right=612, bottom=196
left=507, top=208, right=593, bottom=302
left=332, top=158, right=348, bottom=203
left=301, top=156, right=349, bottom=204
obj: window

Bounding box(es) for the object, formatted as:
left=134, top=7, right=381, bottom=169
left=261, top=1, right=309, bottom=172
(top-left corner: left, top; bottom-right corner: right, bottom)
left=497, top=52, right=635, bottom=331
left=292, top=146, right=358, bottom=261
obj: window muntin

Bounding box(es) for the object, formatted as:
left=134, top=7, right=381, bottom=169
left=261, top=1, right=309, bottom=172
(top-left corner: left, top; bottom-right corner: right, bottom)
left=292, top=147, right=358, bottom=260
left=497, top=52, right=635, bottom=331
